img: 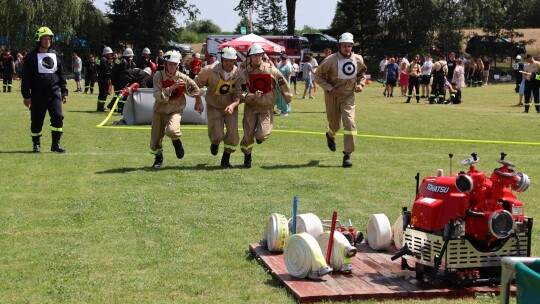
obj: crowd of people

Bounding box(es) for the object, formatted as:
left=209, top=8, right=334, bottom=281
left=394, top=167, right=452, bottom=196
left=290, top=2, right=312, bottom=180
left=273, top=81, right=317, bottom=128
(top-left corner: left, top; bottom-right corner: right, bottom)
left=14, top=25, right=539, bottom=170
left=17, top=26, right=368, bottom=169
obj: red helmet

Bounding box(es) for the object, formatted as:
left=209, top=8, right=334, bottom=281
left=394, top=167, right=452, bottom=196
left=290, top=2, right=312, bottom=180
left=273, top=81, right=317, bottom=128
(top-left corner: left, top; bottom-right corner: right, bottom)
left=150, top=62, right=157, bottom=74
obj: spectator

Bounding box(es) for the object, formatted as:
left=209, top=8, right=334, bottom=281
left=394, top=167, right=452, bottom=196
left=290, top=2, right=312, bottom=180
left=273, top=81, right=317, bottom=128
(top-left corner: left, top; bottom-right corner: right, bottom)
left=301, top=53, right=314, bottom=99
left=384, top=57, right=399, bottom=97
left=324, top=48, right=333, bottom=58
left=398, top=61, right=409, bottom=97
left=72, top=53, right=82, bottom=92
left=513, top=55, right=524, bottom=94
left=290, top=58, right=299, bottom=94
left=276, top=53, right=292, bottom=116
left=308, top=51, right=319, bottom=94
left=156, top=50, right=165, bottom=71
left=1, top=49, right=15, bottom=92
left=474, top=57, right=484, bottom=87
left=482, top=55, right=490, bottom=85
left=452, top=58, right=465, bottom=90
left=522, top=54, right=540, bottom=113
left=446, top=52, right=456, bottom=83
left=405, top=55, right=422, bottom=103
left=444, top=82, right=462, bottom=104
left=430, top=54, right=448, bottom=104
left=420, top=53, right=432, bottom=98
left=83, top=54, right=97, bottom=94
left=401, top=54, right=409, bottom=66
left=207, top=53, right=218, bottom=66
left=467, top=56, right=477, bottom=87
left=189, top=53, right=202, bottom=79
left=379, top=55, right=388, bottom=83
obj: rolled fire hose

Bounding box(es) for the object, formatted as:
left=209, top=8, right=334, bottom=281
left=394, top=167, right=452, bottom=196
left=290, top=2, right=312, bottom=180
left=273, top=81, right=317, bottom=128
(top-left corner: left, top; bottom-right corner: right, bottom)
left=366, top=214, right=392, bottom=251
left=294, top=213, right=324, bottom=238
left=261, top=213, right=289, bottom=252
left=392, top=215, right=404, bottom=248
left=317, top=231, right=357, bottom=273
left=284, top=232, right=333, bottom=279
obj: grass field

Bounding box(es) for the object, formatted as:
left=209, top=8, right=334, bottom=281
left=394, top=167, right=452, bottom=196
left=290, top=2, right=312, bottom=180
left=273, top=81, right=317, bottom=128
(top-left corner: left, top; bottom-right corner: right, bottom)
left=1, top=79, right=538, bottom=303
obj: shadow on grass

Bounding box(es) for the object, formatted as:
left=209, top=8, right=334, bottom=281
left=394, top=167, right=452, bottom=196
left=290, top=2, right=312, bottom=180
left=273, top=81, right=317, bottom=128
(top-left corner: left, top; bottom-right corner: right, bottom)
left=0, top=150, right=37, bottom=154
left=260, top=160, right=321, bottom=169
left=96, top=163, right=245, bottom=174
left=244, top=250, right=283, bottom=289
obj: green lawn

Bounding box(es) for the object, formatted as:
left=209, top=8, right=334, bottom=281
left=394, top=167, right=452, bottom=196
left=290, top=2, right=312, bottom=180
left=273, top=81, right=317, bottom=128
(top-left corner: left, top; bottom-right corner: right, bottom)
left=0, top=79, right=537, bottom=303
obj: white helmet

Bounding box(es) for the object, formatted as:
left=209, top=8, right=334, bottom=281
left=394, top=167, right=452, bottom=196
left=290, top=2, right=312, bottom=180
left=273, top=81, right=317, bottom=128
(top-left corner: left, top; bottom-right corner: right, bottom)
left=248, top=43, right=264, bottom=56
left=143, top=67, right=152, bottom=75
left=165, top=50, right=181, bottom=63
left=516, top=55, right=522, bottom=60
left=194, top=53, right=200, bottom=59
left=142, top=47, right=151, bottom=55
left=102, top=46, right=113, bottom=55
left=123, top=48, right=134, bottom=57
left=338, top=32, right=354, bottom=44
left=221, top=46, right=237, bottom=60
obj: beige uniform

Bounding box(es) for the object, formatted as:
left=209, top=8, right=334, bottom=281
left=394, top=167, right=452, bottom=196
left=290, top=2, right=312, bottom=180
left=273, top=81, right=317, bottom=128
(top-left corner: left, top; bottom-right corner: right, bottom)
left=150, top=70, right=201, bottom=153
left=194, top=63, right=240, bottom=153
left=314, top=52, right=367, bottom=154
left=236, top=61, right=292, bottom=154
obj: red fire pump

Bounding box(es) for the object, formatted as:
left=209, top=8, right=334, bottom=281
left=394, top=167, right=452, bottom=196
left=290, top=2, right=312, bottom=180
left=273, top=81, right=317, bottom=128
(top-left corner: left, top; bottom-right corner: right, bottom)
left=392, top=152, right=533, bottom=285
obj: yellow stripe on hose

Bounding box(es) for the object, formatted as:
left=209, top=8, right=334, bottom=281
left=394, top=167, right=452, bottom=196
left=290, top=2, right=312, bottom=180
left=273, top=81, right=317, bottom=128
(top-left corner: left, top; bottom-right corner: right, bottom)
left=284, top=233, right=332, bottom=279
left=261, top=213, right=289, bottom=252
left=317, top=231, right=357, bottom=273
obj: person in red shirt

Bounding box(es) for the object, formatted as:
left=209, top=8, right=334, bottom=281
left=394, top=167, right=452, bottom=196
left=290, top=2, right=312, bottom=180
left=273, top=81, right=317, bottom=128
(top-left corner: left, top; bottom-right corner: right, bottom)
left=189, top=53, right=202, bottom=79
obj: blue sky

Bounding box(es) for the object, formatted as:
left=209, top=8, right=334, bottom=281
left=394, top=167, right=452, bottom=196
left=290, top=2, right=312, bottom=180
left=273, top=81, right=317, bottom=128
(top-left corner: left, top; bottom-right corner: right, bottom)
left=93, top=0, right=338, bottom=32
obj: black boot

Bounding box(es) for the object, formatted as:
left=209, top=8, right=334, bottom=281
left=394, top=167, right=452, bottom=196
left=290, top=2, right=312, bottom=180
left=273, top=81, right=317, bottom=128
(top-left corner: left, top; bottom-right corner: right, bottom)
left=51, top=131, right=66, bottom=153
left=7, top=86, right=11, bottom=93
left=116, top=102, right=125, bottom=114
left=97, top=102, right=109, bottom=112
left=405, top=97, right=410, bottom=103
left=342, top=153, right=352, bottom=168
left=210, top=143, right=219, bottom=156
left=172, top=138, right=184, bottom=159
left=536, top=106, right=540, bottom=113
left=220, top=151, right=233, bottom=168
left=32, top=136, right=41, bottom=153
left=244, top=153, right=252, bottom=168
left=524, top=105, right=530, bottom=113
left=326, top=132, right=336, bottom=152
left=152, top=153, right=163, bottom=168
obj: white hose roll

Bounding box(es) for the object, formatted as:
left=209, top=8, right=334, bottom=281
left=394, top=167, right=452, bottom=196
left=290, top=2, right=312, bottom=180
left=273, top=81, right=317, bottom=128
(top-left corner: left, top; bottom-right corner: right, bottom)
left=317, top=231, right=357, bottom=273
left=284, top=233, right=333, bottom=279
left=295, top=213, right=324, bottom=238
left=262, top=213, right=289, bottom=252
left=366, top=214, right=392, bottom=251
left=392, top=215, right=405, bottom=248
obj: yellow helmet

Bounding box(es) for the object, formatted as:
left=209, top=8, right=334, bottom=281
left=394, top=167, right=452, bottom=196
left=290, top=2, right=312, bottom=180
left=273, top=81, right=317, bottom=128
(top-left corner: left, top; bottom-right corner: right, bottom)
left=36, top=26, right=53, bottom=42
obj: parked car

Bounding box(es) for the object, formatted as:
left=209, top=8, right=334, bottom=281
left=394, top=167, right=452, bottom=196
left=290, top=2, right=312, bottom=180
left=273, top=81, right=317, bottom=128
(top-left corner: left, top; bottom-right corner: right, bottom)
left=465, top=35, right=526, bottom=57
left=167, top=40, right=193, bottom=55
left=302, top=33, right=338, bottom=53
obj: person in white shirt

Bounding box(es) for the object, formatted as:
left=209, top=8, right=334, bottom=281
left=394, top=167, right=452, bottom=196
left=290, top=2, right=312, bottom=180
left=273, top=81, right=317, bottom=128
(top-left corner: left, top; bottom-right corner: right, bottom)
left=308, top=52, right=319, bottom=94
left=420, top=53, right=433, bottom=98
left=379, top=55, right=388, bottom=82
left=290, top=58, right=299, bottom=94
left=72, top=53, right=83, bottom=92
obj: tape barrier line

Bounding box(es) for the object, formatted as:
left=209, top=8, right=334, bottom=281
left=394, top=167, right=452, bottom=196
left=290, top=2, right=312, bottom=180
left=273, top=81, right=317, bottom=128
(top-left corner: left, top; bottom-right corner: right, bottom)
left=96, top=119, right=540, bottom=146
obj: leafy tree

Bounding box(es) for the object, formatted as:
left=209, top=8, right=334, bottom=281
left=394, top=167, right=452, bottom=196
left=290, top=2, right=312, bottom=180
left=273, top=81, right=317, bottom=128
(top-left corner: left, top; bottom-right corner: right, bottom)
left=235, top=0, right=296, bottom=35
left=284, top=0, right=297, bottom=35
left=234, top=16, right=251, bottom=34
left=255, top=0, right=286, bottom=34
left=106, top=0, right=199, bottom=51
left=185, top=19, right=221, bottom=34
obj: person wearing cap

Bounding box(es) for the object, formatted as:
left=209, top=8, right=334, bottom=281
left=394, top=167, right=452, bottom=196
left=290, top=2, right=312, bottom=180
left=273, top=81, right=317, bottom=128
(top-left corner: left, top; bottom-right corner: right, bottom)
left=207, top=53, right=218, bottom=66
left=109, top=48, right=136, bottom=110
left=522, top=54, right=540, bottom=113
left=314, top=32, right=367, bottom=168
left=72, top=53, right=82, bottom=92
left=83, top=54, right=97, bottom=94
left=194, top=46, right=241, bottom=168
left=513, top=55, right=524, bottom=95
left=236, top=42, right=293, bottom=168
left=96, top=46, right=114, bottom=112
left=189, top=53, right=202, bottom=79
left=137, top=47, right=153, bottom=69
left=21, top=26, right=68, bottom=153
left=150, top=50, right=202, bottom=168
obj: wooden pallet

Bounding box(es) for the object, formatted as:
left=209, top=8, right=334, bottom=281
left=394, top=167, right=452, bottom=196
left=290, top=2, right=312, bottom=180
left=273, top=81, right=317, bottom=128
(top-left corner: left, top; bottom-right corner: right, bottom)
left=249, top=242, right=515, bottom=303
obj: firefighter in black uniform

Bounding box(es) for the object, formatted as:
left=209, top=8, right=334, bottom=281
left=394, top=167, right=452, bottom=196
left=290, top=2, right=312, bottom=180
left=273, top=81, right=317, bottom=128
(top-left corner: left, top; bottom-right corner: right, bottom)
left=96, top=46, right=113, bottom=112
left=429, top=54, right=448, bottom=104
left=83, top=54, right=97, bottom=94
left=513, top=55, right=524, bottom=94
left=113, top=67, right=153, bottom=113
left=21, top=26, right=68, bottom=153
left=2, top=49, right=16, bottom=92
left=136, top=47, right=153, bottom=69
left=109, top=48, right=136, bottom=111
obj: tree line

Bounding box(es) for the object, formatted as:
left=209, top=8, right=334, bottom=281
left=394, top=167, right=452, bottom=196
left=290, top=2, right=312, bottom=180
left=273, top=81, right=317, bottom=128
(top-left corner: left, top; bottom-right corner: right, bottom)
left=1, top=0, right=538, bottom=59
